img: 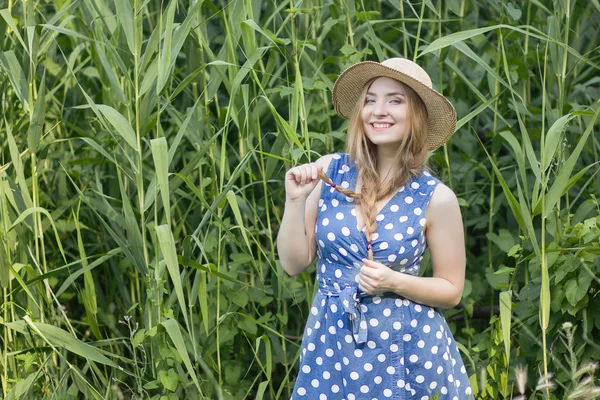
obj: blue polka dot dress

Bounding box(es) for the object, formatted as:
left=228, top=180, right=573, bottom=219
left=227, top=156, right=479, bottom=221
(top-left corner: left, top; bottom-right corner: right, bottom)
left=292, top=153, right=473, bottom=400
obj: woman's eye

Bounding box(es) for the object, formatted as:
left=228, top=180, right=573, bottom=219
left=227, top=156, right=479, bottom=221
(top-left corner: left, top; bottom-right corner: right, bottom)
left=365, top=98, right=375, bottom=104
left=390, top=99, right=403, bottom=104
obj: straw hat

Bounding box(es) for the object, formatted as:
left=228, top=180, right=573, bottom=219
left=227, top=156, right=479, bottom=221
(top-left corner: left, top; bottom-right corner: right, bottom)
left=332, top=58, right=457, bottom=150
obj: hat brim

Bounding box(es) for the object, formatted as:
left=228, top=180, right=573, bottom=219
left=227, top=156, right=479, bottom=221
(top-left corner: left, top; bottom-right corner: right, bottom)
left=332, top=61, right=457, bottom=150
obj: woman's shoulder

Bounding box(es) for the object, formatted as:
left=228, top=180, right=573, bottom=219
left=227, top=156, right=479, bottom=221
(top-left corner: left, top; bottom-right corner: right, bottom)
left=314, top=152, right=351, bottom=172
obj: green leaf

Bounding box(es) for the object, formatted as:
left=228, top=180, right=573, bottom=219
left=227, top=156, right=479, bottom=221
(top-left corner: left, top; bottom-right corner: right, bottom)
left=155, top=225, right=189, bottom=330
left=114, top=0, right=135, bottom=55
left=420, top=26, right=498, bottom=56
left=27, top=75, right=46, bottom=154
left=4, top=320, right=119, bottom=368
left=542, top=114, right=571, bottom=172
left=160, top=319, right=202, bottom=393
left=544, top=106, right=600, bottom=217
left=486, top=229, right=516, bottom=253
left=151, top=137, right=170, bottom=222
left=0, top=51, right=29, bottom=112
left=5, top=371, right=38, bottom=400
left=158, top=369, right=179, bottom=392
left=96, top=105, right=138, bottom=151
left=499, top=291, right=512, bottom=368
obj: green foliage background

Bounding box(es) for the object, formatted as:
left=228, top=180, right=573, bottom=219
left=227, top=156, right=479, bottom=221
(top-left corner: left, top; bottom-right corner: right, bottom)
left=0, top=0, right=599, bottom=399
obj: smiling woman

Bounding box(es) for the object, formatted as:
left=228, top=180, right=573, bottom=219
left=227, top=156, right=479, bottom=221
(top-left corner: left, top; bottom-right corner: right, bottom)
left=277, top=58, right=472, bottom=399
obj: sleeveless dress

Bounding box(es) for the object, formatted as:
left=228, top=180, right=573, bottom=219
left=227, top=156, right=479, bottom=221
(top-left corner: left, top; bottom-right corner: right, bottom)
left=292, top=153, right=473, bottom=400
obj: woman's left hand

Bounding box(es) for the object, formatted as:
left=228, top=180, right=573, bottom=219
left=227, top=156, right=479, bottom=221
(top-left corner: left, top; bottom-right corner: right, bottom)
left=358, top=258, right=399, bottom=295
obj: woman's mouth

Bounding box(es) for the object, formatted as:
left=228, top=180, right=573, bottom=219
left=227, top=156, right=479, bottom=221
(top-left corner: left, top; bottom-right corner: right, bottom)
left=371, top=122, right=394, bottom=130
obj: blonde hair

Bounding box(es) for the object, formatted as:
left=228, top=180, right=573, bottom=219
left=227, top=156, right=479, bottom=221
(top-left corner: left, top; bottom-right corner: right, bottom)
left=318, top=78, right=429, bottom=259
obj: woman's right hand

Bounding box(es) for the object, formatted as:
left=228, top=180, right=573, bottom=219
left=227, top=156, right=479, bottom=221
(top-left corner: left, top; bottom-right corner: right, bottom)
left=285, top=163, right=323, bottom=202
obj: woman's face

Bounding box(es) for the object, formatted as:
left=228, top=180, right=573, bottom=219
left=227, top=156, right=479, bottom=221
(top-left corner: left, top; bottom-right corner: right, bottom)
left=361, top=77, right=408, bottom=149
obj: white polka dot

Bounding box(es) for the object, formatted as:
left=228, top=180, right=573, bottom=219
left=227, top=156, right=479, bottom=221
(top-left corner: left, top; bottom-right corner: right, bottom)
left=307, top=343, right=315, bottom=351
left=374, top=376, right=382, bottom=384
left=425, top=361, right=433, bottom=369
left=410, top=319, right=418, bottom=327
left=336, top=212, right=344, bottom=220
left=410, top=354, right=419, bottom=363
left=378, top=354, right=386, bottom=362
left=411, top=239, right=418, bottom=247
left=369, top=318, right=379, bottom=327
left=350, top=371, right=359, bottom=380
left=360, top=385, right=369, bottom=393
left=407, top=227, right=414, bottom=234
left=385, top=223, right=394, bottom=230
left=466, top=387, right=472, bottom=395
left=311, top=379, right=319, bottom=387
left=436, top=331, right=443, bottom=339
left=325, top=348, right=334, bottom=357
left=319, top=394, right=327, bottom=400
left=414, top=207, right=422, bottom=216
left=383, top=308, right=391, bottom=317
left=390, top=343, right=398, bottom=352
left=341, top=226, right=350, bottom=236
left=393, top=321, right=401, bottom=330
left=399, top=246, right=405, bottom=254
left=319, top=240, right=325, bottom=248
left=423, top=324, right=431, bottom=333
left=351, top=208, right=356, bottom=216
left=297, top=387, right=306, bottom=395
left=322, top=218, right=329, bottom=226
left=335, top=362, right=341, bottom=371
left=364, top=362, right=373, bottom=371
left=388, top=254, right=397, bottom=262
left=411, top=182, right=420, bottom=189
left=386, top=366, right=395, bottom=374
left=428, top=179, right=436, bottom=185
left=420, top=218, right=426, bottom=226
left=353, top=349, right=363, bottom=358
left=390, top=205, right=399, bottom=212
left=403, top=334, right=411, bottom=341
left=437, top=366, right=444, bottom=374
left=397, top=379, right=405, bottom=388
left=383, top=388, right=392, bottom=397
left=316, top=357, right=323, bottom=365
left=431, top=346, right=439, bottom=354
left=380, top=331, right=390, bottom=340
left=405, top=196, right=413, bottom=204
left=331, top=384, right=340, bottom=393
left=334, top=269, right=342, bottom=279
left=418, top=340, right=425, bottom=348
left=393, top=233, right=403, bottom=241
left=350, top=244, right=359, bottom=252
left=327, top=232, right=335, bottom=241
left=379, top=241, right=389, bottom=250
left=331, top=253, right=338, bottom=261
left=360, top=320, right=367, bottom=329
left=441, top=386, right=448, bottom=394
left=347, top=394, right=355, bottom=400
left=343, top=357, right=349, bottom=365
left=328, top=326, right=336, bottom=334
left=341, top=181, right=349, bottom=188
left=399, top=215, right=408, bottom=222
left=339, top=248, right=348, bottom=256
left=376, top=214, right=385, bottom=221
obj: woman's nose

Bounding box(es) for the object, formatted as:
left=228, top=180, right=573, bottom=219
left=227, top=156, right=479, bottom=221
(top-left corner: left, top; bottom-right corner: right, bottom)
left=373, top=100, right=388, bottom=116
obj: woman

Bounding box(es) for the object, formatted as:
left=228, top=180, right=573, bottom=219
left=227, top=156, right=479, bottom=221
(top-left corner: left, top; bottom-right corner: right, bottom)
left=277, top=57, right=473, bottom=399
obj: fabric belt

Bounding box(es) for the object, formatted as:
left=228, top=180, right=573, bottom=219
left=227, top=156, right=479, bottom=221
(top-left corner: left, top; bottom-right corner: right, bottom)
left=319, top=284, right=368, bottom=344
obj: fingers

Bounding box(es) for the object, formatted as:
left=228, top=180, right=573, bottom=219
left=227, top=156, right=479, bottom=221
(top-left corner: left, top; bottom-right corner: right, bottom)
left=290, top=163, right=320, bottom=185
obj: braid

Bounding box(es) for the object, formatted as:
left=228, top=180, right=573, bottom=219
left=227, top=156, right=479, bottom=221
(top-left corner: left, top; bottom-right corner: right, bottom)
left=317, top=169, right=379, bottom=260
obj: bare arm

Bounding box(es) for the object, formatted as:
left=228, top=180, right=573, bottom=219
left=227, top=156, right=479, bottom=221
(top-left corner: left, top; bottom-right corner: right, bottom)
left=277, top=154, right=334, bottom=276
left=358, top=183, right=466, bottom=308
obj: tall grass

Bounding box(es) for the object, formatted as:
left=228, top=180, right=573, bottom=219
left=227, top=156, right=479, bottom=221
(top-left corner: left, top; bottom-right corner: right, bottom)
left=0, top=0, right=599, bottom=398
